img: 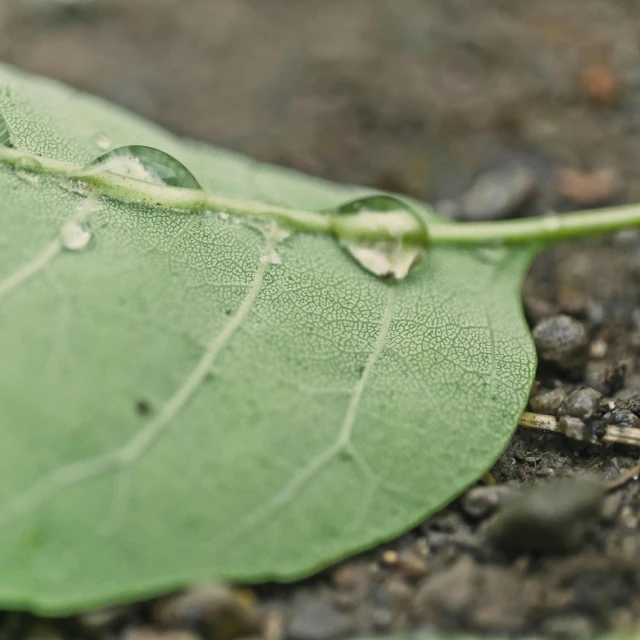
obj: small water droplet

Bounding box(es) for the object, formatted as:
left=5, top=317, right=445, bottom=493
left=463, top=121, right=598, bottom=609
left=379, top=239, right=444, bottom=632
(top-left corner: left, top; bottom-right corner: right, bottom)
left=16, top=156, right=42, bottom=172
left=61, top=220, right=91, bottom=251
left=93, top=133, right=112, bottom=151
left=336, top=195, right=425, bottom=280
left=218, top=212, right=229, bottom=220
left=91, top=145, right=201, bottom=189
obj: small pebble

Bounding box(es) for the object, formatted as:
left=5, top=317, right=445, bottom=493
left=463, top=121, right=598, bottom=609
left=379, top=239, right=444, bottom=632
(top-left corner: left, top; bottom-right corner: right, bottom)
left=532, top=315, right=589, bottom=371
left=123, top=630, right=199, bottom=640
left=558, top=388, right=602, bottom=419
left=78, top=605, right=131, bottom=632
left=614, top=390, right=640, bottom=416
left=459, top=163, right=537, bottom=221
left=412, top=556, right=476, bottom=622
left=394, top=547, right=429, bottom=577
left=286, top=595, right=345, bottom=640
left=529, top=387, right=566, bottom=414
left=331, top=563, right=370, bottom=593
left=384, top=576, right=413, bottom=604
left=558, top=416, right=587, bottom=441
left=589, top=339, right=608, bottom=359
left=611, top=408, right=640, bottom=429
left=461, top=485, right=513, bottom=519
left=153, top=584, right=258, bottom=638
left=488, top=477, right=604, bottom=553
left=542, top=613, right=595, bottom=640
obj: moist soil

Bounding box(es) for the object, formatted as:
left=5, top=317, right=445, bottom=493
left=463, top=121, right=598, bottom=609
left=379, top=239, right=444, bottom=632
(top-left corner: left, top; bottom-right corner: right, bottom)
left=2, top=1, right=640, bottom=638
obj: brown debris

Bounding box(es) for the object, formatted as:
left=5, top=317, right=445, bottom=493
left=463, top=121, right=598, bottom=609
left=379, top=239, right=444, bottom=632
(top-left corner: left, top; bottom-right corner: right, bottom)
left=581, top=61, right=620, bottom=106
left=558, top=167, right=621, bottom=206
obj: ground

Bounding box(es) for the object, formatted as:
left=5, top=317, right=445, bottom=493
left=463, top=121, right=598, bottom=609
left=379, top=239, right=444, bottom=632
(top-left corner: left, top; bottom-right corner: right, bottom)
left=2, top=0, right=640, bottom=638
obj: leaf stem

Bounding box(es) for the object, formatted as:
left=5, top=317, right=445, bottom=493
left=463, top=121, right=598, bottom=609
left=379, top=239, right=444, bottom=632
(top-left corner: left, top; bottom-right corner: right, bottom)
left=3, top=145, right=640, bottom=246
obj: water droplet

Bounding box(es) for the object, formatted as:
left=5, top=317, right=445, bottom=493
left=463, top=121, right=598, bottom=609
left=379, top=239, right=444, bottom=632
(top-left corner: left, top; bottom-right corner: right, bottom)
left=16, top=156, right=42, bottom=172
left=218, top=212, right=229, bottom=220
left=91, top=145, right=201, bottom=189
left=0, top=111, right=11, bottom=147
left=61, top=220, right=91, bottom=251
left=336, top=195, right=425, bottom=280
left=93, top=133, right=112, bottom=150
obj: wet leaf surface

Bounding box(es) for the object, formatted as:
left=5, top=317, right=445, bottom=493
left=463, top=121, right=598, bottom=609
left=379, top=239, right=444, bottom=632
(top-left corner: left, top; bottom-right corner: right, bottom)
left=0, top=64, right=535, bottom=612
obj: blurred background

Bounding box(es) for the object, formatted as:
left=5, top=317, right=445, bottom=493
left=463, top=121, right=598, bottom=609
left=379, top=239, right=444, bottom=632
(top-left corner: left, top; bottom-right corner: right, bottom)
left=1, top=0, right=638, bottom=217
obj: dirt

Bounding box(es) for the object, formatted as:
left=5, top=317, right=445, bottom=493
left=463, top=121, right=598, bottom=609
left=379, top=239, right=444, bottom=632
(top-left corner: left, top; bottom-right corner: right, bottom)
left=2, top=0, right=640, bottom=638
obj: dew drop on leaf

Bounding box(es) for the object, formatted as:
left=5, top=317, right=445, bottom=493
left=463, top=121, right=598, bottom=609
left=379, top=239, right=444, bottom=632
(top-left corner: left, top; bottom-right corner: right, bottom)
left=92, top=133, right=112, bottom=151
left=60, top=220, right=92, bottom=251
left=91, top=145, right=202, bottom=189
left=336, top=195, right=425, bottom=280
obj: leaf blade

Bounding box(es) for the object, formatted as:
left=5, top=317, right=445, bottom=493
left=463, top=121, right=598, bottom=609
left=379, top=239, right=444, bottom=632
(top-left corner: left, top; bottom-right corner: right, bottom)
left=0, top=63, right=536, bottom=612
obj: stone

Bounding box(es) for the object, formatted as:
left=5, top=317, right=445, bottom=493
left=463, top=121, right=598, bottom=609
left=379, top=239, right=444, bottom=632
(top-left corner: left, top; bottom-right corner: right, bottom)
left=461, top=485, right=513, bottom=519
left=529, top=387, right=566, bottom=414
left=558, top=388, right=602, bottom=419
left=488, top=477, right=604, bottom=553
left=153, top=584, right=258, bottom=638
left=532, top=315, right=589, bottom=371
left=286, top=595, right=346, bottom=640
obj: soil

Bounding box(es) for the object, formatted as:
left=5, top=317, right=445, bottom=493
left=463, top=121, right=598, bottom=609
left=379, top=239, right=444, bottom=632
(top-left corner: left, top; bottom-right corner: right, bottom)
left=2, top=1, right=640, bottom=638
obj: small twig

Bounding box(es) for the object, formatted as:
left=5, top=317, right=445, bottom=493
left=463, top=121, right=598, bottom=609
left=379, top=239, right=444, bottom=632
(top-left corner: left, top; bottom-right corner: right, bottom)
left=519, top=411, right=640, bottom=448
left=605, top=463, right=640, bottom=492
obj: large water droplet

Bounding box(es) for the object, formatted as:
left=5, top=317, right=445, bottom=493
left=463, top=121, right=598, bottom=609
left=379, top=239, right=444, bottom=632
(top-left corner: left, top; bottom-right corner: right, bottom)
left=91, top=145, right=201, bottom=189
left=336, top=195, right=425, bottom=280
left=0, top=111, right=11, bottom=147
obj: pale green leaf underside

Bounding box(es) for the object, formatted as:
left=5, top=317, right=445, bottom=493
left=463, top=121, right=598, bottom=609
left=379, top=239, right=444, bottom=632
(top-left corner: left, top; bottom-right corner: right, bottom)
left=0, top=64, right=536, bottom=613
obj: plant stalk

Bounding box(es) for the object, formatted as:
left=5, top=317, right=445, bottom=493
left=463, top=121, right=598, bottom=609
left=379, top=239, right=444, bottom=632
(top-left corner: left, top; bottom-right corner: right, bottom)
left=3, top=145, right=640, bottom=246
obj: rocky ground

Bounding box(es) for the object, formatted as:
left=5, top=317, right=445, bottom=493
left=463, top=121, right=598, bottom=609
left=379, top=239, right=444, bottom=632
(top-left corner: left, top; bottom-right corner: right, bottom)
left=3, top=0, right=640, bottom=638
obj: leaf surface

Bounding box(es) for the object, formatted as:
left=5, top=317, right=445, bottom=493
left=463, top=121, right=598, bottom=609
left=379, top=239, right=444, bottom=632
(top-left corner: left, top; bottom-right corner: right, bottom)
left=0, top=65, right=537, bottom=612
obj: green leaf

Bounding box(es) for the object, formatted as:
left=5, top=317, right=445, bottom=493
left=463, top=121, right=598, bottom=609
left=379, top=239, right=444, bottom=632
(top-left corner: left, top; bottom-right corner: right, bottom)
left=0, top=64, right=537, bottom=613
